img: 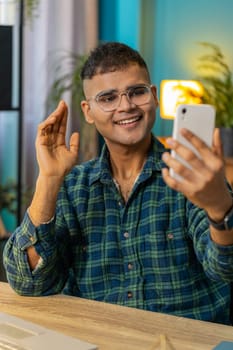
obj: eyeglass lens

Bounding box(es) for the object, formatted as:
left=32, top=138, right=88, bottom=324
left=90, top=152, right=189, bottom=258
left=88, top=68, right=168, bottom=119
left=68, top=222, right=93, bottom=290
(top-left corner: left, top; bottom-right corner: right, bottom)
left=96, top=85, right=151, bottom=111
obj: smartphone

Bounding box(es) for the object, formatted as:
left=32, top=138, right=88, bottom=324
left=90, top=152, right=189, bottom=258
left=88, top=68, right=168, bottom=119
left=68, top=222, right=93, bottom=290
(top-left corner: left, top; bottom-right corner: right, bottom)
left=170, top=104, right=216, bottom=180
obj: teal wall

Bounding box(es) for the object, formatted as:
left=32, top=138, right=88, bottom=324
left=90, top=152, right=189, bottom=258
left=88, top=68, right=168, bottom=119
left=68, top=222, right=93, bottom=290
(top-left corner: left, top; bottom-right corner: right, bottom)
left=99, top=0, right=141, bottom=48
left=0, top=112, right=18, bottom=232
left=99, top=0, right=233, bottom=136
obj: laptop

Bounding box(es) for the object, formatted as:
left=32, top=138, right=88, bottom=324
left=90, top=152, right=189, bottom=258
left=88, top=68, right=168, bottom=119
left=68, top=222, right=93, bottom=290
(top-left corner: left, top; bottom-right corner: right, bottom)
left=0, top=312, right=97, bottom=350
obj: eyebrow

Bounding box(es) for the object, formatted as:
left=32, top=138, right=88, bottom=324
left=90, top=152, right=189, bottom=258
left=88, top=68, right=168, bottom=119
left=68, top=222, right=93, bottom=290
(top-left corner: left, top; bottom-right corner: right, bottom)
left=96, top=89, right=117, bottom=97
left=96, top=84, right=148, bottom=97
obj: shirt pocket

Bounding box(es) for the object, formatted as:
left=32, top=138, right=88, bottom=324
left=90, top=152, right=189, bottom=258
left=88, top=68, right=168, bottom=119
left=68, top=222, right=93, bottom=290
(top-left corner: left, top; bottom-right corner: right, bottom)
left=144, top=227, right=196, bottom=270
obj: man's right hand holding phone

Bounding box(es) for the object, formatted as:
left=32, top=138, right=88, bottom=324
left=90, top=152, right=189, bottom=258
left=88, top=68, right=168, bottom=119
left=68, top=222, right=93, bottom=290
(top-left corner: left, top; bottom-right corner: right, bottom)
left=162, top=128, right=233, bottom=246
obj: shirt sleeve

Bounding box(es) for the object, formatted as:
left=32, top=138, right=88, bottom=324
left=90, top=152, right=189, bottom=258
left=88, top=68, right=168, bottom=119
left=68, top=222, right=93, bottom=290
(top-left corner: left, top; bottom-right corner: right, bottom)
left=3, top=211, right=71, bottom=296
left=187, top=201, right=233, bottom=282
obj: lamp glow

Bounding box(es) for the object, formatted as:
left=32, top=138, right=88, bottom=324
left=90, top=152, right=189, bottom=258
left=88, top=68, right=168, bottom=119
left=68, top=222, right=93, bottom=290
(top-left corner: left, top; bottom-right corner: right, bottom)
left=160, top=80, right=204, bottom=119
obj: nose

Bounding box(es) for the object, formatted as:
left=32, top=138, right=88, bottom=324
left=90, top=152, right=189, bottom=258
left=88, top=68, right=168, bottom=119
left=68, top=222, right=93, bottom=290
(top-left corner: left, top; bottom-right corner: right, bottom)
left=117, top=92, right=135, bottom=110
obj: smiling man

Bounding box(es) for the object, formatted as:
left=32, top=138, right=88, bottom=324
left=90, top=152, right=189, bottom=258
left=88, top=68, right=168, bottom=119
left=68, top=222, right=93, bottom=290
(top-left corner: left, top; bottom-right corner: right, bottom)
left=3, top=42, right=233, bottom=325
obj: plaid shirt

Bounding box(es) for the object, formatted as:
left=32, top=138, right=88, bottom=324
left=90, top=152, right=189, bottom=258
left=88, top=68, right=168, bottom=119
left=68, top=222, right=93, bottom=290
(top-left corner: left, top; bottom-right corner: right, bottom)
left=4, top=136, right=233, bottom=324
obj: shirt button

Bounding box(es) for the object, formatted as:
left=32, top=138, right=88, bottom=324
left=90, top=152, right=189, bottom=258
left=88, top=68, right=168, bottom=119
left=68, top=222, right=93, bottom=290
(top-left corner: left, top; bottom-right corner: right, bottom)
left=128, top=263, right=133, bottom=270
left=124, top=232, right=129, bottom=238
left=167, top=233, right=174, bottom=240
left=29, top=236, right=36, bottom=244
left=127, top=291, right=133, bottom=298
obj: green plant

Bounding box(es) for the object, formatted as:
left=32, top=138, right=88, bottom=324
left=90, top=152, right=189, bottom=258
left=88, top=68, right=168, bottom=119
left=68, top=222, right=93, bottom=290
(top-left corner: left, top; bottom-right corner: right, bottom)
left=0, top=180, right=17, bottom=214
left=0, top=180, right=33, bottom=215
left=16, top=0, right=40, bottom=24
left=196, top=42, right=233, bottom=128
left=46, top=51, right=87, bottom=113
left=24, top=0, right=40, bottom=21
left=46, top=51, right=98, bottom=163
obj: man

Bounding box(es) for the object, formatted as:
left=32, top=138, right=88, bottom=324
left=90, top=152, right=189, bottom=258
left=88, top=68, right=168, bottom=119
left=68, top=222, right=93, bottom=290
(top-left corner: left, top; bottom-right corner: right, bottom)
left=3, top=42, right=233, bottom=324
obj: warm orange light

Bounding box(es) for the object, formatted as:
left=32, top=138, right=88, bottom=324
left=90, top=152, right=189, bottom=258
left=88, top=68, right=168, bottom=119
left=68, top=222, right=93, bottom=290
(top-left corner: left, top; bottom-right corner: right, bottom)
left=160, top=80, right=204, bottom=119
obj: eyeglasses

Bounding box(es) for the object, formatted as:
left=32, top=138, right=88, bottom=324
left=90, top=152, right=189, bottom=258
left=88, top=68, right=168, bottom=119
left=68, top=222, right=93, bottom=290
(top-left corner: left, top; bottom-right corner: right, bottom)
left=87, top=84, right=153, bottom=112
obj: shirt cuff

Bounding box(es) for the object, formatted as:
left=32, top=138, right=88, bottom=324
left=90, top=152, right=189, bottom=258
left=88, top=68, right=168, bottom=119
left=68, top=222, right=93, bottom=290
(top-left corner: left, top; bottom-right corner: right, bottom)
left=16, top=211, right=55, bottom=250
left=27, top=208, right=55, bottom=226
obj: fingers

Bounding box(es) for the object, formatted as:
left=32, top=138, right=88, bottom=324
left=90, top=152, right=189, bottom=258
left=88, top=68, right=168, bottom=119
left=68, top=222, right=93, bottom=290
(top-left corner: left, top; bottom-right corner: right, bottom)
left=178, top=128, right=211, bottom=157
left=162, top=150, right=200, bottom=186
left=162, top=129, right=224, bottom=180
left=70, top=132, right=79, bottom=160
left=38, top=100, right=68, bottom=135
left=180, top=128, right=223, bottom=160
left=168, top=129, right=223, bottom=171
left=213, top=128, right=223, bottom=158
left=161, top=128, right=228, bottom=212
left=161, top=166, right=186, bottom=192
left=52, top=100, right=68, bottom=135
left=163, top=134, right=203, bottom=181
left=37, top=101, right=68, bottom=146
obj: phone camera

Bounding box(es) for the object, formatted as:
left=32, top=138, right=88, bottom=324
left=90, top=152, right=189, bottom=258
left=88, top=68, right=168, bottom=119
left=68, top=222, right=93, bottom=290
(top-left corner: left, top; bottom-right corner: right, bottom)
left=182, top=108, right=187, bottom=114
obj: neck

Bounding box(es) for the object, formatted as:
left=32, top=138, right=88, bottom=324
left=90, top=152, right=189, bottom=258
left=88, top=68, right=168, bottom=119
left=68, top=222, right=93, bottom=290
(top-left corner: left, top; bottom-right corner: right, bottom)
left=108, top=137, right=151, bottom=181
left=111, top=156, right=145, bottom=181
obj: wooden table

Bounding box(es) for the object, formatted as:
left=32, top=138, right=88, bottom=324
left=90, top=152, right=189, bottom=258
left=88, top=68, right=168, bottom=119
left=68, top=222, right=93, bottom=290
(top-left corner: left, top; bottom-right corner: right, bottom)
left=0, top=283, right=233, bottom=349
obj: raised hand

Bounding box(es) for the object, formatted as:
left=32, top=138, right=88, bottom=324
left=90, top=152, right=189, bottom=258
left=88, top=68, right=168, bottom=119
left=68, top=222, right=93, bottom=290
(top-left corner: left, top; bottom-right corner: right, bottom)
left=28, top=101, right=79, bottom=228
left=36, top=100, right=79, bottom=178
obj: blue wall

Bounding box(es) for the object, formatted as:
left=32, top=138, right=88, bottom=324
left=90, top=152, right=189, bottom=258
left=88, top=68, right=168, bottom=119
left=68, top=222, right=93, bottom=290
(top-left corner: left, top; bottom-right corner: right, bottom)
left=99, top=0, right=233, bottom=136
left=99, top=0, right=141, bottom=48
left=0, top=112, right=18, bottom=231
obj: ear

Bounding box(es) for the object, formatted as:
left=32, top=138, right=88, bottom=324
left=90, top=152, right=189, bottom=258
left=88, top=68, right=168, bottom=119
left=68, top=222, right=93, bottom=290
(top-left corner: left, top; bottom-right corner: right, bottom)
left=81, top=100, right=95, bottom=124
left=151, top=85, right=159, bottom=107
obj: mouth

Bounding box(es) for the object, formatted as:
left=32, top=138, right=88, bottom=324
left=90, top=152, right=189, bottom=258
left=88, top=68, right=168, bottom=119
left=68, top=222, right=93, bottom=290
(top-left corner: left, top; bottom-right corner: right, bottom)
left=114, top=115, right=142, bottom=125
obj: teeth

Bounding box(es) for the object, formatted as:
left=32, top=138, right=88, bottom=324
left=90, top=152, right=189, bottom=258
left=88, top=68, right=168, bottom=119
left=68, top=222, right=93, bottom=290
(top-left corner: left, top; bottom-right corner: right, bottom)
left=117, top=116, right=140, bottom=125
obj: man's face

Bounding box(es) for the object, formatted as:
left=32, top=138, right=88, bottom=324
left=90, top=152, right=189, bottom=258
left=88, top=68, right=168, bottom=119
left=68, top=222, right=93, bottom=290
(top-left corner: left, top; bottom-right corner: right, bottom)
left=81, top=64, right=158, bottom=149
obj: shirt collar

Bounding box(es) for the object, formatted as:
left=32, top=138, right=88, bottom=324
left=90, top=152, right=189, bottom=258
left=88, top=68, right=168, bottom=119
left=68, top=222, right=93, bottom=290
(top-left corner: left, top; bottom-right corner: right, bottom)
left=89, top=135, right=168, bottom=185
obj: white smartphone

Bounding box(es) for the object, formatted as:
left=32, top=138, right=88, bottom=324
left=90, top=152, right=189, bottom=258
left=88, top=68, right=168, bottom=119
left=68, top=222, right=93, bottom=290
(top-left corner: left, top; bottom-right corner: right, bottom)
left=170, top=104, right=216, bottom=180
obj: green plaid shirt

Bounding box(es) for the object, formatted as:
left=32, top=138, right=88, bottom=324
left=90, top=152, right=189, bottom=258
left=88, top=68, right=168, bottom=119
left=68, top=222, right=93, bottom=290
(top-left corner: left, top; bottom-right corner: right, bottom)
left=4, top=136, right=233, bottom=324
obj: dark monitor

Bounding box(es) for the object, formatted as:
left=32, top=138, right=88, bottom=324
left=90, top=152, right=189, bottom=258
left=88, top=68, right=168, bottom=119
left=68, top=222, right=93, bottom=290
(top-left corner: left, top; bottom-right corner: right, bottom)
left=0, top=25, right=13, bottom=110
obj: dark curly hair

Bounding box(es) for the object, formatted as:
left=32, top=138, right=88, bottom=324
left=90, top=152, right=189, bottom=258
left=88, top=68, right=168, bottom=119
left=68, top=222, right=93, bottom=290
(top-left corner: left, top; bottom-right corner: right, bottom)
left=81, top=42, right=150, bottom=80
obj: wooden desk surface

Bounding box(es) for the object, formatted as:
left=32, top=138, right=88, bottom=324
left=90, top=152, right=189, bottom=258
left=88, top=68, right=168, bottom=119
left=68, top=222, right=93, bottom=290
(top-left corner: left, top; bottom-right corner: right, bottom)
left=0, top=282, right=233, bottom=350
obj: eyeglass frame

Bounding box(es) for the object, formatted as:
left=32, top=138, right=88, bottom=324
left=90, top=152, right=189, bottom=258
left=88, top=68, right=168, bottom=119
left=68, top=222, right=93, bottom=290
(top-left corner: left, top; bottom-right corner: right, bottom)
left=86, top=83, right=154, bottom=112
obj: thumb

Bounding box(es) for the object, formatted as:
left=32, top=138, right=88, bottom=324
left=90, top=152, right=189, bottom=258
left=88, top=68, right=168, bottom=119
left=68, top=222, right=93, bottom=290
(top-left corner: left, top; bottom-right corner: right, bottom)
left=213, top=128, right=223, bottom=158
left=70, top=132, right=79, bottom=160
